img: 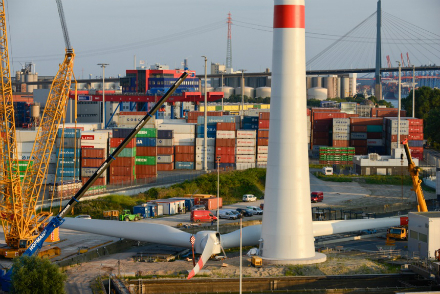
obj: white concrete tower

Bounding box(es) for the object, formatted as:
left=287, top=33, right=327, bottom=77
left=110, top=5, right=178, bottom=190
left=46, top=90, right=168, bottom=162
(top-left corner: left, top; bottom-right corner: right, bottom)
left=260, top=0, right=326, bottom=264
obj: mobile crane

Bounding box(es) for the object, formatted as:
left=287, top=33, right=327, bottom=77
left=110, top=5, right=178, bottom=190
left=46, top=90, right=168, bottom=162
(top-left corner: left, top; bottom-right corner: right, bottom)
left=386, top=139, right=428, bottom=241
left=0, top=72, right=189, bottom=291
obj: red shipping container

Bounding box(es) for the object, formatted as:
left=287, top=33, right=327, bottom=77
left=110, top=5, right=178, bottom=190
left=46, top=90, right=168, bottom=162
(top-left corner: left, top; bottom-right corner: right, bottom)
left=313, top=112, right=347, bottom=121
left=313, top=122, right=330, bottom=131
left=110, top=138, right=136, bottom=148
left=307, top=108, right=311, bottom=116
left=110, top=166, right=134, bottom=176
left=81, top=158, right=105, bottom=168
left=411, top=153, right=423, bottom=161
left=409, top=147, right=423, bottom=154
left=333, top=140, right=349, bottom=147
left=135, top=165, right=157, bottom=175
left=367, top=132, right=382, bottom=139
left=157, top=163, right=174, bottom=171
left=408, top=118, right=423, bottom=126
left=350, top=117, right=383, bottom=126
left=388, top=134, right=408, bottom=142
left=82, top=177, right=105, bottom=186
left=313, top=138, right=329, bottom=145
left=258, top=130, right=269, bottom=138
left=119, top=111, right=147, bottom=116
left=137, top=174, right=156, bottom=180
left=216, top=147, right=235, bottom=155
left=199, top=197, right=223, bottom=210
left=408, top=126, right=423, bottom=133
left=346, top=113, right=359, bottom=118
left=217, top=155, right=235, bottom=163
left=351, top=125, right=368, bottom=132
left=258, top=138, right=269, bottom=146
left=355, top=147, right=368, bottom=155
left=137, top=146, right=157, bottom=156
left=408, top=133, right=424, bottom=140
left=109, top=175, right=133, bottom=184
left=311, top=108, right=341, bottom=113
left=259, top=120, right=270, bottom=129
left=350, top=140, right=367, bottom=147
left=216, top=138, right=235, bottom=147
left=111, top=157, right=135, bottom=167
left=175, top=145, right=195, bottom=154
left=374, top=108, right=406, bottom=117
left=175, top=153, right=195, bottom=162
left=157, top=147, right=174, bottom=155
left=81, top=148, right=106, bottom=159
left=216, top=122, right=235, bottom=131
left=259, top=112, right=270, bottom=120
left=313, top=131, right=329, bottom=139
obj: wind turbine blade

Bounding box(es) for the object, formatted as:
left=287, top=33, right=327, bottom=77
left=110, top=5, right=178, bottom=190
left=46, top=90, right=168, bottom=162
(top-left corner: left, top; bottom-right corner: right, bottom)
left=187, top=233, right=217, bottom=280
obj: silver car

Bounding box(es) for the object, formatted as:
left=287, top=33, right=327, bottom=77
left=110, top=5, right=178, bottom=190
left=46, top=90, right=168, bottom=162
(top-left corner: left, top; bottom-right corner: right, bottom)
left=246, top=206, right=263, bottom=215
left=219, top=210, right=238, bottom=220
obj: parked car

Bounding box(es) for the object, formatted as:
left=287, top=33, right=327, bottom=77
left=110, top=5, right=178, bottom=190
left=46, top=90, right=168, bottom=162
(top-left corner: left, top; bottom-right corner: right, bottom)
left=191, top=205, right=206, bottom=211
left=191, top=210, right=217, bottom=223
left=242, top=194, right=257, bottom=202
left=229, top=210, right=243, bottom=219
left=246, top=206, right=263, bottom=215
left=75, top=215, right=92, bottom=219
left=311, top=191, right=324, bottom=203
left=219, top=210, right=238, bottom=220
left=236, top=208, right=253, bottom=217
left=321, top=167, right=333, bottom=175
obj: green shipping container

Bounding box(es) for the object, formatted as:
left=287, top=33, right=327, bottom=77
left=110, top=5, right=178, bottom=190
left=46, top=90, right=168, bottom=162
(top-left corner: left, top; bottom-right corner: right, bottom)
left=136, top=128, right=157, bottom=138
left=18, top=160, right=32, bottom=172
left=215, top=106, right=222, bottom=111
left=366, top=125, right=383, bottom=132
left=253, top=105, right=261, bottom=109
left=110, top=147, right=136, bottom=157
left=135, top=156, right=156, bottom=165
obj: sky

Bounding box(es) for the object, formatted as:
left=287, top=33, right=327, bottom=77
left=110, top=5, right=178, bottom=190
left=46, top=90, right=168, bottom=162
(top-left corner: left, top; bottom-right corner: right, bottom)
left=6, top=0, right=440, bottom=79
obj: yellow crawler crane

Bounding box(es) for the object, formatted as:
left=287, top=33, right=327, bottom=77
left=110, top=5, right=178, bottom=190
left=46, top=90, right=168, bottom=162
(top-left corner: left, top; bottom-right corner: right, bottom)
left=0, top=0, right=24, bottom=256
left=0, top=0, right=75, bottom=257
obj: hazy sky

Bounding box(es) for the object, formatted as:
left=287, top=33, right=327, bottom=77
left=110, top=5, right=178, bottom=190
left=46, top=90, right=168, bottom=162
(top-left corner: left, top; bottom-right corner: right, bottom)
left=6, top=0, right=440, bottom=78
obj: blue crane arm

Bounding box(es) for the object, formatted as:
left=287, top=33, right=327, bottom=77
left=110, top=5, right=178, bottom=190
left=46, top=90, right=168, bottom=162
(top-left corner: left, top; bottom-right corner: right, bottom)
left=0, top=72, right=188, bottom=292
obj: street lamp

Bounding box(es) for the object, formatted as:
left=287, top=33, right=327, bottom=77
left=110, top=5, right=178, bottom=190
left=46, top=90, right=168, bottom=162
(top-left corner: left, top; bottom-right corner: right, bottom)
left=98, top=63, right=109, bottom=129
left=216, top=156, right=221, bottom=233
left=238, top=69, right=246, bottom=120
left=201, top=56, right=208, bottom=172
left=396, top=61, right=401, bottom=148
left=412, top=65, right=416, bottom=118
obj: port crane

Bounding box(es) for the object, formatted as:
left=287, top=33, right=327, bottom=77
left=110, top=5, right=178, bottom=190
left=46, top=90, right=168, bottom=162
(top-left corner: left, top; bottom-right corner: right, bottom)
left=0, top=0, right=75, bottom=258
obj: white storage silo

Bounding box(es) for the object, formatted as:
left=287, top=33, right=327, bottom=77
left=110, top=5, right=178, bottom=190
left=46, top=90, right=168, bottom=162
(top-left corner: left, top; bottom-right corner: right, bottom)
left=341, top=77, right=350, bottom=98
left=256, top=87, right=271, bottom=98
left=307, top=87, right=327, bottom=100
left=235, top=87, right=255, bottom=98
left=215, top=86, right=234, bottom=98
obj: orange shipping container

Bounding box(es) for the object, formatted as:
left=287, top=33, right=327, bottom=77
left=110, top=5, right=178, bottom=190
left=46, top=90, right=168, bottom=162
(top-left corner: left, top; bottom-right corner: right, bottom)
left=81, top=148, right=106, bottom=159
left=216, top=122, right=235, bottom=131
left=258, top=130, right=269, bottom=138
left=81, top=158, right=105, bottom=168
left=175, top=145, right=195, bottom=154
left=137, top=146, right=157, bottom=156
left=111, top=157, right=135, bottom=167
left=216, top=147, right=235, bottom=155
left=216, top=138, right=235, bottom=147
left=175, top=153, right=195, bottom=162
left=350, top=117, right=383, bottom=126
left=109, top=138, right=136, bottom=148
left=332, top=140, right=349, bottom=147
left=135, top=165, right=157, bottom=175
left=408, top=133, right=424, bottom=141
left=408, top=118, right=423, bottom=126
left=110, top=166, right=134, bottom=176
left=82, top=177, right=106, bottom=186
left=259, top=112, right=270, bottom=120
left=109, top=175, right=133, bottom=184
left=157, top=147, right=174, bottom=155
left=157, top=163, right=174, bottom=171
left=258, top=138, right=269, bottom=146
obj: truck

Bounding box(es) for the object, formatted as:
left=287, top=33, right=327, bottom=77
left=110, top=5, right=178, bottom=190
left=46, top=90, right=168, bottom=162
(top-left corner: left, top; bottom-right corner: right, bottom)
left=386, top=226, right=408, bottom=240
left=103, top=210, right=119, bottom=220
left=0, top=73, right=189, bottom=291
left=119, top=209, right=140, bottom=221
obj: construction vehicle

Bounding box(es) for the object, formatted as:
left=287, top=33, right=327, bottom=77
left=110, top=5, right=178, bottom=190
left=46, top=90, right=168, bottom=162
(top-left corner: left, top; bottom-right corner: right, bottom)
left=386, top=139, right=428, bottom=242
left=119, top=209, right=140, bottom=222
left=103, top=210, right=119, bottom=220
left=0, top=72, right=188, bottom=290
left=251, top=256, right=263, bottom=268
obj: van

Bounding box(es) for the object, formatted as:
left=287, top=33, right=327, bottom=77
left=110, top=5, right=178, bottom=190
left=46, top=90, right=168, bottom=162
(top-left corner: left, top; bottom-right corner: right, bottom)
left=243, top=194, right=257, bottom=202
left=322, top=167, right=333, bottom=175
left=191, top=210, right=218, bottom=223
left=311, top=191, right=324, bottom=203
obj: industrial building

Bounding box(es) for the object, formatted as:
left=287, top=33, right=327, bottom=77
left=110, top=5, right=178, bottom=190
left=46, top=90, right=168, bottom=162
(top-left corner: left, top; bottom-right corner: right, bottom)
left=408, top=212, right=440, bottom=259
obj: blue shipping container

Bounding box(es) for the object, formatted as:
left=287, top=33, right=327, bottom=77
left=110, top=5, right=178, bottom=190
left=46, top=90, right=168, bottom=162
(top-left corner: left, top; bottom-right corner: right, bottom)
left=197, top=115, right=239, bottom=125
left=57, top=128, right=81, bottom=138
left=242, top=116, right=259, bottom=123
left=133, top=205, right=148, bottom=218
left=242, top=123, right=259, bottom=130
left=56, top=168, right=80, bottom=177
left=175, top=161, right=194, bottom=170
left=157, top=130, right=174, bottom=139
left=56, top=148, right=81, bottom=158
left=196, top=124, right=217, bottom=134
left=136, top=137, right=156, bottom=147
left=112, top=128, right=132, bottom=139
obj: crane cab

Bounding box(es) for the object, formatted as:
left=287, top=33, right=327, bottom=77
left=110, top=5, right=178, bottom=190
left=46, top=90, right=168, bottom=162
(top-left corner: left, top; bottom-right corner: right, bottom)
left=19, top=239, right=33, bottom=249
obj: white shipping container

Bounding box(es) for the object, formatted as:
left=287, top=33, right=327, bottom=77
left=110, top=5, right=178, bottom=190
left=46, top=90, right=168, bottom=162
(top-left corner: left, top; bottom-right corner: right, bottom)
left=81, top=131, right=109, bottom=143
left=256, top=163, right=267, bottom=168
left=81, top=143, right=108, bottom=150
left=236, top=154, right=256, bottom=163
left=257, top=154, right=268, bottom=161
left=351, top=133, right=367, bottom=140
left=216, top=131, right=235, bottom=139
left=195, top=161, right=215, bottom=170
left=157, top=155, right=174, bottom=163
left=18, top=152, right=57, bottom=164
left=333, top=133, right=349, bottom=140
left=16, top=130, right=38, bottom=142
left=236, top=147, right=256, bottom=154
left=332, top=118, right=350, bottom=126
left=119, top=114, right=155, bottom=126
left=236, top=139, right=256, bottom=147
left=367, top=139, right=383, bottom=146
left=236, top=130, right=257, bottom=139
left=195, top=146, right=215, bottom=154
left=173, top=134, right=195, bottom=146
left=157, top=139, right=173, bottom=147
left=119, top=123, right=155, bottom=129
left=17, top=142, right=34, bottom=153
left=58, top=123, right=99, bottom=131
left=333, top=125, right=350, bottom=133
left=236, top=163, right=256, bottom=170
left=196, top=138, right=215, bottom=146
left=388, top=127, right=409, bottom=135
left=388, top=119, right=409, bottom=128
left=81, top=167, right=105, bottom=178
left=157, top=123, right=196, bottom=134
left=195, top=154, right=215, bottom=162
left=257, top=146, right=269, bottom=154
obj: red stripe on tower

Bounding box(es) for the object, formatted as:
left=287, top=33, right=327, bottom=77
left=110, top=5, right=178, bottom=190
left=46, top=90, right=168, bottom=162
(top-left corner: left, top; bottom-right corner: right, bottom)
left=273, top=5, right=305, bottom=28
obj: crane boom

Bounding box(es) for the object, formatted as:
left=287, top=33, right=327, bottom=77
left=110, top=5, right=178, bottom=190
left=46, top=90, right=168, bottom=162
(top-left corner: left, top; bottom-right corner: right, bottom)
left=402, top=139, right=428, bottom=212
left=0, top=0, right=23, bottom=247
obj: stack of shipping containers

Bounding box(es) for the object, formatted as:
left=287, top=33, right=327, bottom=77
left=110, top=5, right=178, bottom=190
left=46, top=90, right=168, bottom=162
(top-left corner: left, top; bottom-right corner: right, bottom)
left=157, top=129, right=174, bottom=171
left=110, top=129, right=136, bottom=184
left=80, top=130, right=109, bottom=189
left=195, top=138, right=215, bottom=170
left=384, top=117, right=409, bottom=155
left=13, top=102, right=31, bottom=127
left=216, top=122, right=236, bottom=169
left=256, top=112, right=270, bottom=168
left=15, top=130, right=40, bottom=182
left=135, top=128, right=157, bottom=179
left=332, top=118, right=350, bottom=147
left=319, top=146, right=355, bottom=165
left=366, top=118, right=385, bottom=154
left=175, top=145, right=195, bottom=170
left=236, top=129, right=256, bottom=170
left=55, top=128, right=81, bottom=182
left=311, top=109, right=345, bottom=156
left=407, top=118, right=424, bottom=161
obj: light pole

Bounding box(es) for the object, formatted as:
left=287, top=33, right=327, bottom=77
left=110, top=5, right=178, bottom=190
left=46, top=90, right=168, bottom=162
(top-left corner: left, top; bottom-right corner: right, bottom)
left=239, top=69, right=246, bottom=119
left=216, top=156, right=221, bottom=233
left=201, top=56, right=208, bottom=172
left=98, top=63, right=109, bottom=129
left=220, top=70, right=226, bottom=112
left=396, top=61, right=401, bottom=148
left=412, top=65, right=416, bottom=118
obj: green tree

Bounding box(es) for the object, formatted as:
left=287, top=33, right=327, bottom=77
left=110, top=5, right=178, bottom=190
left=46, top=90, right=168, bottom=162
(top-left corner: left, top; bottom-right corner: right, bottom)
left=307, top=99, right=321, bottom=107
left=402, top=87, right=440, bottom=120
left=424, top=108, right=440, bottom=149
left=11, top=256, right=67, bottom=294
